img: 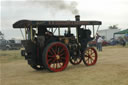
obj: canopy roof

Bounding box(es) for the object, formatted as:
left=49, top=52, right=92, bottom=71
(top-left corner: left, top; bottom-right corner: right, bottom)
left=114, top=29, right=128, bottom=34
left=13, top=20, right=102, bottom=28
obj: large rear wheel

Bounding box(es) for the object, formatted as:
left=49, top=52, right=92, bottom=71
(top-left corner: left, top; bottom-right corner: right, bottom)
left=83, top=47, right=97, bottom=66
left=43, top=42, right=69, bottom=72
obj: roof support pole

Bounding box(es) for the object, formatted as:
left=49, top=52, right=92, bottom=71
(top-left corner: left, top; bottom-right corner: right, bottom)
left=68, top=27, right=71, bottom=34
left=76, top=27, right=79, bottom=43
left=58, top=27, right=60, bottom=36
left=20, top=28, right=24, bottom=39
left=93, top=25, right=95, bottom=37
left=53, top=28, right=57, bottom=34
left=85, top=25, right=86, bottom=29
left=51, top=28, right=53, bottom=33
left=96, top=25, right=100, bottom=33
left=30, top=25, right=33, bottom=41
left=25, top=27, right=27, bottom=40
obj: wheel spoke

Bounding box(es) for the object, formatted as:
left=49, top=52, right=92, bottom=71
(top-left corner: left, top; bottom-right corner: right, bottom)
left=76, top=60, right=79, bottom=63
left=90, top=58, right=93, bottom=64
left=91, top=53, right=95, bottom=57
left=57, top=46, right=60, bottom=54
left=49, top=49, right=54, bottom=55
left=48, top=55, right=55, bottom=58
left=49, top=63, right=53, bottom=68
left=60, top=57, right=66, bottom=60
left=45, top=42, right=69, bottom=72
left=59, top=48, right=65, bottom=55
left=51, top=48, right=56, bottom=55
left=90, top=51, right=94, bottom=56
left=51, top=58, right=56, bottom=63
left=59, top=52, right=65, bottom=57
left=77, top=58, right=80, bottom=62
left=70, top=56, right=82, bottom=65
left=86, top=57, right=89, bottom=62
left=57, top=61, right=62, bottom=68
left=55, top=45, right=58, bottom=52
left=83, top=47, right=97, bottom=66
left=89, top=56, right=94, bottom=61
left=89, top=58, right=90, bottom=64
left=48, top=58, right=52, bottom=62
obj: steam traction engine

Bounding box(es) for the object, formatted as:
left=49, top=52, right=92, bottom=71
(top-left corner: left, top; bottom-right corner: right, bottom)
left=13, top=15, right=102, bottom=72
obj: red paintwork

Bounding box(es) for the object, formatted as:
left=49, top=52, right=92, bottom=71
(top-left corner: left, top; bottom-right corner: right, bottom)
left=88, top=40, right=109, bottom=46
left=84, top=47, right=97, bottom=66
left=46, top=42, right=69, bottom=72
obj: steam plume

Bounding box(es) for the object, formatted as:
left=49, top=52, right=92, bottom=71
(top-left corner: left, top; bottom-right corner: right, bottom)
left=26, top=0, right=79, bottom=15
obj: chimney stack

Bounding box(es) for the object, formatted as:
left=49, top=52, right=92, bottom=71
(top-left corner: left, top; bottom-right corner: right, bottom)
left=75, top=15, right=80, bottom=21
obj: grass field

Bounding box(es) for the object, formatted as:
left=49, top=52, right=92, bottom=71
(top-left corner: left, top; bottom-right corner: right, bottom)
left=1, top=46, right=128, bottom=85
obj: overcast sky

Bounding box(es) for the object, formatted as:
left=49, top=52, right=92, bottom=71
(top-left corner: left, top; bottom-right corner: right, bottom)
left=1, top=0, right=128, bottom=39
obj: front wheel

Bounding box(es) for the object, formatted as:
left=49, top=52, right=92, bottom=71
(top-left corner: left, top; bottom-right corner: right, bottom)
left=42, top=42, right=69, bottom=72
left=70, top=56, right=82, bottom=65
left=83, top=47, right=98, bottom=66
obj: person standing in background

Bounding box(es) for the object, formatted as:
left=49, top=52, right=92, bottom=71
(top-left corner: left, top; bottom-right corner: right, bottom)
left=97, top=36, right=103, bottom=51
left=121, top=38, right=126, bottom=47
left=125, top=33, right=128, bottom=46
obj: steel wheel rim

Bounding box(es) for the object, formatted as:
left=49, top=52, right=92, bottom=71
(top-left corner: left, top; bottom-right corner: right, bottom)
left=46, top=43, right=69, bottom=72
left=84, top=47, right=97, bottom=66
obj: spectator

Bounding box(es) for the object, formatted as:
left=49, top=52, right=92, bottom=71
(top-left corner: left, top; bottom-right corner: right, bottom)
left=124, top=33, right=128, bottom=46
left=121, top=38, right=126, bottom=47
left=97, top=36, right=103, bottom=51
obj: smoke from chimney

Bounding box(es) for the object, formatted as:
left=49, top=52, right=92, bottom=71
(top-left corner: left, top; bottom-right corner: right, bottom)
left=26, top=0, right=79, bottom=15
